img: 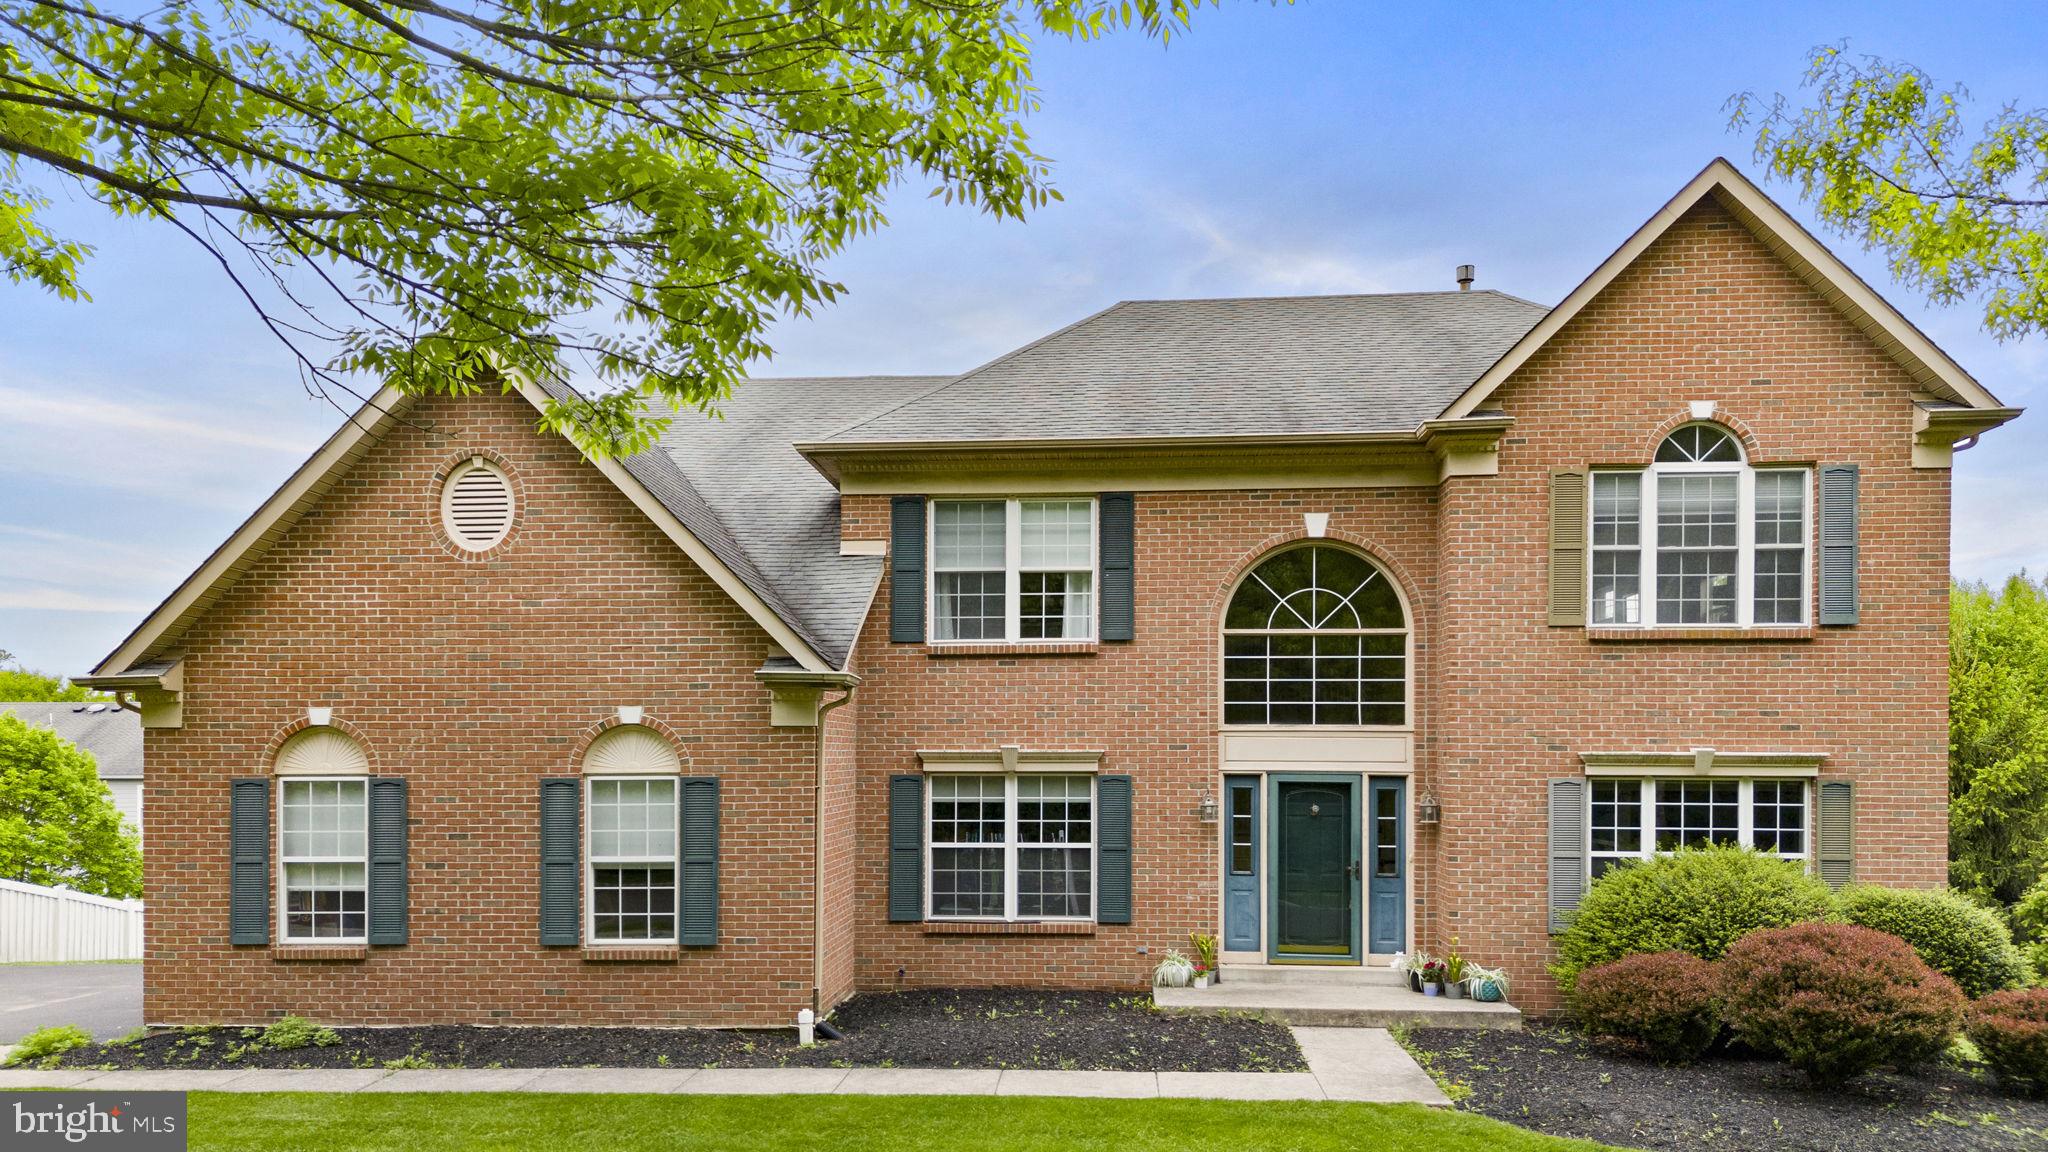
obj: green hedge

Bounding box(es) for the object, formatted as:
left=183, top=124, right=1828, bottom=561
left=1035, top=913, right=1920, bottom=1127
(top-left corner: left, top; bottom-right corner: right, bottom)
left=1550, top=845, right=1833, bottom=996
left=1835, top=885, right=2032, bottom=998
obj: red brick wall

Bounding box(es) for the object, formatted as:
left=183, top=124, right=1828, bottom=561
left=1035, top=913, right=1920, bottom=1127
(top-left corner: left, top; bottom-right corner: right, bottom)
left=1433, top=201, right=1952, bottom=1012
left=843, top=488, right=1441, bottom=991
left=142, top=389, right=821, bottom=1027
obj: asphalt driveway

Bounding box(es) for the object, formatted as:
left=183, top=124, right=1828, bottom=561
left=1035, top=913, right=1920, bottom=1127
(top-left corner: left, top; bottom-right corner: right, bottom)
left=0, top=963, right=142, bottom=1042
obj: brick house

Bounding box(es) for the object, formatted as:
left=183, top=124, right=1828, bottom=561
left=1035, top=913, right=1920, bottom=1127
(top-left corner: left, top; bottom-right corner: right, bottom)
left=80, top=159, right=2018, bottom=1026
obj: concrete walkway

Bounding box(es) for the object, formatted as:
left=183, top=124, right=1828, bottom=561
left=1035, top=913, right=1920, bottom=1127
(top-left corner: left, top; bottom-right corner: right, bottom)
left=0, top=1026, right=1446, bottom=1105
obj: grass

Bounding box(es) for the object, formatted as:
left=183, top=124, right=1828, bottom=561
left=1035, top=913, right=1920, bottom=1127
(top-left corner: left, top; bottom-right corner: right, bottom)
left=188, top=1092, right=1620, bottom=1151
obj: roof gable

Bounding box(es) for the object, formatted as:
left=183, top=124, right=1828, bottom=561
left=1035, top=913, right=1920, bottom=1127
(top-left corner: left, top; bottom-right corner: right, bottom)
left=1441, top=158, right=2009, bottom=420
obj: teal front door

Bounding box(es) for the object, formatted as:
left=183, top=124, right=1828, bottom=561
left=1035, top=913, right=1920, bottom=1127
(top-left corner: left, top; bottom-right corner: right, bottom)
left=1269, top=776, right=1359, bottom=960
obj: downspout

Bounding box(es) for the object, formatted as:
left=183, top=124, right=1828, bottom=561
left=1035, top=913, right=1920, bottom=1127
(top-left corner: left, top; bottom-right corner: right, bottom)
left=811, top=686, right=855, bottom=1019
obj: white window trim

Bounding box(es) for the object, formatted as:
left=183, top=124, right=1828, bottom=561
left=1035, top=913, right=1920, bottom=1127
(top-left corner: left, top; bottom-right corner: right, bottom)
left=1589, top=452, right=1813, bottom=629
left=1587, top=776, right=1812, bottom=879
left=276, top=776, right=370, bottom=945
left=924, top=769, right=1097, bottom=923
left=927, top=497, right=1099, bottom=645
left=583, top=775, right=680, bottom=947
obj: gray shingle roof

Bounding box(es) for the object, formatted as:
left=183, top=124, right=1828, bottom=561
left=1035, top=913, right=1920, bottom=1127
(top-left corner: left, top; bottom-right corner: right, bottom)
left=820, top=291, right=1549, bottom=444
left=0, top=702, right=143, bottom=779
left=650, top=376, right=947, bottom=668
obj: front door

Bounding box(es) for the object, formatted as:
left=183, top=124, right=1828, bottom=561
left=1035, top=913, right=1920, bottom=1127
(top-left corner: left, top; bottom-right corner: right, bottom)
left=1270, top=776, right=1359, bottom=960
left=1368, top=777, right=1407, bottom=954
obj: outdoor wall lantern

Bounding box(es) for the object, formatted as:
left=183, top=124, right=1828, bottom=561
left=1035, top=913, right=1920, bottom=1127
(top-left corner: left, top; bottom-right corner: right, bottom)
left=1416, top=792, right=1443, bottom=825
left=1195, top=790, right=1219, bottom=823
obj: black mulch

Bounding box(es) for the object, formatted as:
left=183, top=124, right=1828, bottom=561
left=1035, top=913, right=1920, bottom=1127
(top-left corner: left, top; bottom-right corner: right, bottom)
left=46, top=989, right=1303, bottom=1074
left=1405, top=1024, right=2048, bottom=1152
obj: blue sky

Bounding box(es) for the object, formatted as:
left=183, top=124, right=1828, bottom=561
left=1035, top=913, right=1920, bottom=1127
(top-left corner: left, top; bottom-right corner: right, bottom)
left=4, top=1, right=2045, bottom=677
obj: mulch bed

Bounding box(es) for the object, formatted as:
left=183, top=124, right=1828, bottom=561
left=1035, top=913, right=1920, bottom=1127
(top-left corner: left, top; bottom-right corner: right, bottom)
left=45, top=988, right=1304, bottom=1074
left=1405, top=1023, right=2048, bottom=1152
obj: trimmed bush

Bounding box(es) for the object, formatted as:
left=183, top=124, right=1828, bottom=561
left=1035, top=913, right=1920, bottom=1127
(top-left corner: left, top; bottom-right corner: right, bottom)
left=1551, top=845, right=1833, bottom=995
left=1720, top=922, right=1966, bottom=1086
left=259, top=1015, right=339, bottom=1051
left=1836, top=885, right=2031, bottom=997
left=3, top=1024, right=93, bottom=1068
left=1572, top=951, right=1722, bottom=1063
left=1967, top=989, right=2048, bottom=1095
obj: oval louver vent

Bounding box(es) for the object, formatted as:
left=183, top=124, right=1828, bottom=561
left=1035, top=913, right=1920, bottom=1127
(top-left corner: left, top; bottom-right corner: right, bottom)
left=441, top=458, right=514, bottom=551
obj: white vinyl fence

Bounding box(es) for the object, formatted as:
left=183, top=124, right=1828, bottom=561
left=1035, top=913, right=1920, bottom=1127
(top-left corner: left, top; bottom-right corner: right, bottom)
left=0, top=878, right=143, bottom=962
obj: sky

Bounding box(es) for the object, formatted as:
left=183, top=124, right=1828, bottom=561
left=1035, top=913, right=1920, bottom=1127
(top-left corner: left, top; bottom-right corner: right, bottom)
left=4, top=1, right=2046, bottom=677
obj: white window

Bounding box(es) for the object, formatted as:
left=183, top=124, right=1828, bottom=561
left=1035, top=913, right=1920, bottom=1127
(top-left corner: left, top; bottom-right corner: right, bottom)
left=587, top=777, right=677, bottom=944
left=1222, top=544, right=1409, bottom=727
left=279, top=778, right=368, bottom=942
left=1589, top=777, right=1808, bottom=878
left=1589, top=424, right=1809, bottom=628
left=931, top=499, right=1095, bottom=643
left=928, top=773, right=1094, bottom=921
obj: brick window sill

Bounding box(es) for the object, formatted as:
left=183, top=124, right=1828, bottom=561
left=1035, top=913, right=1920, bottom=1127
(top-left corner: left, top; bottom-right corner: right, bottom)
left=922, top=921, right=1096, bottom=936
left=924, top=642, right=1100, bottom=659
left=582, top=946, right=680, bottom=962
left=1588, top=626, right=1813, bottom=643
left=270, top=945, right=367, bottom=962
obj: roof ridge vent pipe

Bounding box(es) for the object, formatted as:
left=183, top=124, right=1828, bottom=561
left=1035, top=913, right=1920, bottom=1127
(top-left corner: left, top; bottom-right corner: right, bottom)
left=1456, top=264, right=1476, bottom=292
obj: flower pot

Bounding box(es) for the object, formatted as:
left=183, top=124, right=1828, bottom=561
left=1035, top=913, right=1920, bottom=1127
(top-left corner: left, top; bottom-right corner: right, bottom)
left=1471, top=978, right=1505, bottom=1003
left=1408, top=971, right=1422, bottom=993
left=1423, top=983, right=1441, bottom=998
left=1192, top=975, right=1211, bottom=990
left=1444, top=979, right=1466, bottom=999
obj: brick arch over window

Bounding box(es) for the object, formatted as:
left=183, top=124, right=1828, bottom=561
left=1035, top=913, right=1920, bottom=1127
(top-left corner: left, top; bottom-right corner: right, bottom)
left=260, top=714, right=376, bottom=775
left=1640, top=408, right=1768, bottom=465
left=1218, top=539, right=1412, bottom=728
left=567, top=712, right=689, bottom=774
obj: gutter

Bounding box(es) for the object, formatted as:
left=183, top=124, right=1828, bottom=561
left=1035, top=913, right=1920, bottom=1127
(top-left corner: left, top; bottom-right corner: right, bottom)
left=811, top=685, right=856, bottom=1017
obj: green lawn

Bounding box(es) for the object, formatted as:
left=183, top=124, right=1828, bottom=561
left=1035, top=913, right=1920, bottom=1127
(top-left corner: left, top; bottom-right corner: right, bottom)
left=190, top=1093, right=1618, bottom=1151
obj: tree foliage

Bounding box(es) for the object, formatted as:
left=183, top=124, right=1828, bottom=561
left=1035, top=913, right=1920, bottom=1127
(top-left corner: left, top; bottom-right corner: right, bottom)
left=1950, top=575, right=2048, bottom=905
left=0, top=649, right=107, bottom=702
left=1732, top=46, right=2048, bottom=340
left=0, top=712, right=141, bottom=898
left=1, top=0, right=1220, bottom=455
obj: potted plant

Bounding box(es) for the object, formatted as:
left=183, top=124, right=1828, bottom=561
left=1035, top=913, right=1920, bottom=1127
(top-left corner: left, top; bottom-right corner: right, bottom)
left=1188, top=933, right=1220, bottom=989
left=1152, top=950, right=1196, bottom=989
left=1420, top=959, right=1447, bottom=996
left=1396, top=950, right=1435, bottom=993
left=1467, top=964, right=1509, bottom=1003
left=1443, top=939, right=1468, bottom=999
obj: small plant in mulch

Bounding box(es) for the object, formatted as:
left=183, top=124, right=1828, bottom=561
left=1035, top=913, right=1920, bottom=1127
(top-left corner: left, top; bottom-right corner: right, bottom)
left=1968, top=988, right=2048, bottom=1096
left=4, top=1024, right=93, bottom=1068
left=259, top=1015, right=342, bottom=1051
left=1720, top=922, right=1966, bottom=1087
left=1573, top=951, right=1723, bottom=1064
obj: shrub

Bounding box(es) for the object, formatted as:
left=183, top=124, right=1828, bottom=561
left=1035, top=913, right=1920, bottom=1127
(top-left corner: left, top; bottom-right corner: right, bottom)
left=1720, top=922, right=1966, bottom=1086
left=1836, top=885, right=2032, bottom=997
left=259, top=1015, right=339, bottom=1051
left=1572, top=951, right=1722, bottom=1063
left=1551, top=845, right=1833, bottom=995
left=2014, top=878, right=2048, bottom=944
left=1966, top=989, right=2048, bottom=1095
left=3, top=1024, right=93, bottom=1068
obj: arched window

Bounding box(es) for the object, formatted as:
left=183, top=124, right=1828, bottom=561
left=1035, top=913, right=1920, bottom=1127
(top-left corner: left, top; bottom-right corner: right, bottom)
left=1223, top=545, right=1407, bottom=726
left=1590, top=423, right=1809, bottom=628
left=273, top=726, right=369, bottom=943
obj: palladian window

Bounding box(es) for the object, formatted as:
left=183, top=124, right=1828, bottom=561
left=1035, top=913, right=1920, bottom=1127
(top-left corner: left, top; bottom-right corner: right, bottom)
left=1222, top=545, right=1408, bottom=726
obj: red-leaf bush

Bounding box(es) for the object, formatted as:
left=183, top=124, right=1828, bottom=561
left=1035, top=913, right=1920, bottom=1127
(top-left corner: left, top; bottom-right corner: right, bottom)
left=1572, top=951, right=1722, bottom=1063
left=1719, top=922, right=1965, bottom=1086
left=1967, top=989, right=2048, bottom=1096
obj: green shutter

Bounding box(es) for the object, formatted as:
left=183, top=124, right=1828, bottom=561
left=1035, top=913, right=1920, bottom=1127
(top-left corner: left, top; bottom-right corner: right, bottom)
left=1819, top=464, right=1860, bottom=626
left=1548, top=779, right=1586, bottom=934
left=1096, top=775, right=1133, bottom=925
left=230, top=778, right=270, bottom=945
left=367, top=777, right=408, bottom=946
left=1099, top=493, right=1135, bottom=642
left=679, top=777, right=719, bottom=946
left=887, top=774, right=924, bottom=922
left=1548, top=470, right=1588, bottom=627
left=890, top=496, right=927, bottom=643
left=539, top=778, right=581, bottom=946
left=1817, top=781, right=1855, bottom=889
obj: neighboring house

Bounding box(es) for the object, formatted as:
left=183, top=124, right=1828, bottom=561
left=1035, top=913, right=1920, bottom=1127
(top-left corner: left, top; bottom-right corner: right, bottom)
left=0, top=701, right=144, bottom=841
left=78, top=159, right=2018, bottom=1028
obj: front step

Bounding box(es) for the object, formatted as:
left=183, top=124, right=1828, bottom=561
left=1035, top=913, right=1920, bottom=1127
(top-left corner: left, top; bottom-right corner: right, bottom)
left=1155, top=965, right=1521, bottom=1030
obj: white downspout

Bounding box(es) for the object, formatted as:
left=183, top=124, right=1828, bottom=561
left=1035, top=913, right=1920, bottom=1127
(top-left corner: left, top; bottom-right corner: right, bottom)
left=811, top=687, right=855, bottom=1018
